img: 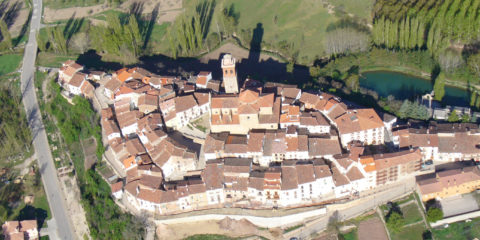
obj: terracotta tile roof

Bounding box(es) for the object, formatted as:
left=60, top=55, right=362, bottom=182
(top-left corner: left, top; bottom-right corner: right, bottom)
left=203, top=160, right=224, bottom=190
left=69, top=72, right=86, bottom=87
left=117, top=69, right=132, bottom=82
left=104, top=119, right=120, bottom=136
left=247, top=131, right=264, bottom=152
left=360, top=156, right=376, bottom=172
left=211, top=113, right=240, bottom=125
left=438, top=132, right=480, bottom=154
left=334, top=155, right=354, bottom=170
left=105, top=78, right=122, bottom=92
left=126, top=138, right=146, bottom=156
left=418, top=166, right=480, bottom=195
left=138, top=94, right=159, bottom=107
left=211, top=95, right=239, bottom=109
left=282, top=87, right=301, bottom=99
left=399, top=132, right=439, bottom=148
left=239, top=89, right=260, bottom=103
left=207, top=80, right=221, bottom=92
left=281, top=165, right=298, bottom=190
left=248, top=171, right=265, bottom=191
left=225, top=176, right=248, bottom=191
left=308, top=137, right=342, bottom=157
left=194, top=92, right=209, bottom=106
left=204, top=133, right=228, bottom=154
left=139, top=174, right=163, bottom=189
left=331, top=166, right=350, bottom=187
left=80, top=81, right=94, bottom=95
left=335, top=109, right=384, bottom=134
left=346, top=166, right=364, bottom=181
left=299, top=92, right=321, bottom=106
left=263, top=130, right=287, bottom=156
left=175, top=95, right=198, bottom=113
left=296, top=163, right=315, bottom=184
left=224, top=158, right=252, bottom=173
left=258, top=97, right=281, bottom=124
left=373, top=148, right=422, bottom=170
left=313, top=163, right=332, bottom=179
left=123, top=156, right=136, bottom=169
left=101, top=107, right=114, bottom=120
left=117, top=111, right=138, bottom=129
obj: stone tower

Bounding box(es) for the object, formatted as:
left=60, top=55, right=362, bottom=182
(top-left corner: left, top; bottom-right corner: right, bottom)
left=221, top=54, right=238, bottom=94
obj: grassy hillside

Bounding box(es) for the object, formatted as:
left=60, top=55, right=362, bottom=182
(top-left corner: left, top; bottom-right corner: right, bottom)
left=182, top=0, right=373, bottom=63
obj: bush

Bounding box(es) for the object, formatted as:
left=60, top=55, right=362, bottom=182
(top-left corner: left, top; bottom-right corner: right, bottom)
left=426, top=207, right=443, bottom=223
left=386, top=211, right=405, bottom=233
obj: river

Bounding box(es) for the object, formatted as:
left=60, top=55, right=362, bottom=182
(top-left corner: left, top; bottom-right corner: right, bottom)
left=360, top=71, right=470, bottom=107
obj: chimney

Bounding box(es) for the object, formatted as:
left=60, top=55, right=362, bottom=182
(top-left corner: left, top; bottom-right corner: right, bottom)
left=436, top=173, right=439, bottom=180
left=454, top=144, right=457, bottom=151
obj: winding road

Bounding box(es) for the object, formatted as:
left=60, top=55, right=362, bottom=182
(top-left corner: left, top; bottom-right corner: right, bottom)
left=20, top=0, right=75, bottom=239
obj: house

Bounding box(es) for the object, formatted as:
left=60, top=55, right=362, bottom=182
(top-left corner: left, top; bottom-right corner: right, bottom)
left=104, top=78, right=122, bottom=100
left=313, top=159, right=335, bottom=197
left=160, top=95, right=201, bottom=130
left=223, top=158, right=251, bottom=201
left=103, top=119, right=121, bottom=141
left=59, top=60, right=83, bottom=83
left=373, top=148, right=422, bottom=186
left=417, top=165, right=480, bottom=202
left=196, top=71, right=212, bottom=88
left=194, top=92, right=210, bottom=115
left=308, top=136, right=342, bottom=159
left=203, top=160, right=225, bottom=205
left=66, top=72, right=87, bottom=95
left=117, top=110, right=141, bottom=137
left=299, top=112, right=330, bottom=134
left=280, top=105, right=300, bottom=128
left=80, top=80, right=95, bottom=98
left=334, top=109, right=385, bottom=147
left=111, top=181, right=124, bottom=199
left=2, top=220, right=39, bottom=240
left=138, top=94, right=159, bottom=114
left=279, top=161, right=301, bottom=206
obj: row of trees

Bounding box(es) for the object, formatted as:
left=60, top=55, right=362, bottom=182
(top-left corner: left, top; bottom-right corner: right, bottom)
left=0, top=86, right=32, bottom=160
left=0, top=19, right=12, bottom=51
left=325, top=27, right=370, bottom=56
left=373, top=0, right=480, bottom=53
left=168, top=0, right=236, bottom=58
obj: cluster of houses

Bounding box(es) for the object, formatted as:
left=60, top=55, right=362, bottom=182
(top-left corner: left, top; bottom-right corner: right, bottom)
left=57, top=54, right=480, bottom=216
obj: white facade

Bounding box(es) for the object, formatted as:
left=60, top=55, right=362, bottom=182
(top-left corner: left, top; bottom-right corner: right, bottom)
left=279, top=189, right=301, bottom=207
left=300, top=125, right=330, bottom=134
left=339, top=127, right=385, bottom=147
left=206, top=189, right=225, bottom=205
left=121, top=123, right=138, bottom=137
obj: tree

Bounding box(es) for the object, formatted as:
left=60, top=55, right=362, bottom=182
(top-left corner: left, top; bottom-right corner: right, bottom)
left=286, top=61, right=294, bottom=73
left=467, top=53, right=480, bottom=78
left=0, top=19, right=12, bottom=51
left=325, top=27, right=370, bottom=56
left=345, top=74, right=360, bottom=92
left=448, top=110, right=460, bottom=122
left=433, top=72, right=445, bottom=101
left=438, top=49, right=464, bottom=72
left=426, top=207, right=443, bottom=223
left=398, top=100, right=411, bottom=119
left=386, top=211, right=405, bottom=233
left=309, top=65, right=321, bottom=78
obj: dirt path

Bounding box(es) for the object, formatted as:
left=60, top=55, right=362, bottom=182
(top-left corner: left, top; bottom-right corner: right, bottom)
left=15, top=153, right=36, bottom=175
left=156, top=218, right=282, bottom=240
left=199, top=42, right=280, bottom=64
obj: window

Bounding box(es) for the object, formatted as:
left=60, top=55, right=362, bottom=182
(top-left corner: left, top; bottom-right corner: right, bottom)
left=230, top=70, right=233, bottom=74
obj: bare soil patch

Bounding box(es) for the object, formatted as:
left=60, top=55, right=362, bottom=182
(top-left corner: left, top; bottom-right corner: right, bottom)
left=2, top=0, right=29, bottom=37
left=358, top=217, right=388, bottom=240
left=156, top=217, right=282, bottom=240
left=81, top=137, right=97, bottom=170
left=44, top=0, right=182, bottom=23
left=44, top=4, right=109, bottom=23
left=199, top=42, right=280, bottom=64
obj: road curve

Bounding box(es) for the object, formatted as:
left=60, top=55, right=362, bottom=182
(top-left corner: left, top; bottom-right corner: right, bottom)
left=20, top=0, right=76, bottom=239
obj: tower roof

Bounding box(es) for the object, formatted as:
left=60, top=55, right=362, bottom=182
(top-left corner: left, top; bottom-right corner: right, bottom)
left=221, top=54, right=236, bottom=68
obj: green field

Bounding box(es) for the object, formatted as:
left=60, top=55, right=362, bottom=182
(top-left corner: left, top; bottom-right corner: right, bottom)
left=401, top=203, right=423, bottom=225
left=327, top=0, right=374, bottom=21
left=0, top=54, right=22, bottom=75
left=432, top=218, right=480, bottom=240
left=183, top=0, right=372, bottom=64
left=339, top=229, right=357, bottom=240
left=390, top=223, right=427, bottom=240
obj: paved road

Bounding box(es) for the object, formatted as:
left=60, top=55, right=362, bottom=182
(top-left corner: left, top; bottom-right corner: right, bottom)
left=20, top=0, right=76, bottom=239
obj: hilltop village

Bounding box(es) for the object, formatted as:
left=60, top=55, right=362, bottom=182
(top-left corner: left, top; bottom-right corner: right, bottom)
left=57, top=54, right=480, bottom=215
